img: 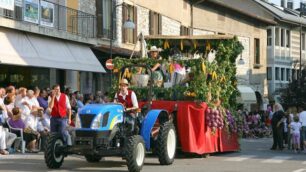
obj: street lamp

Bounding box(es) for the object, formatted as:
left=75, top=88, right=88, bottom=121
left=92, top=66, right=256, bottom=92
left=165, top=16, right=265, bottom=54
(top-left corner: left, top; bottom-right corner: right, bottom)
left=109, top=2, right=135, bottom=85
left=238, top=54, right=245, bottom=65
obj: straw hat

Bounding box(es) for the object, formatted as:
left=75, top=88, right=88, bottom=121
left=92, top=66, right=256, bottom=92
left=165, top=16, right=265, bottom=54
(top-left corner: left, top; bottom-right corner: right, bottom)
left=148, top=46, right=162, bottom=52
left=119, top=79, right=129, bottom=86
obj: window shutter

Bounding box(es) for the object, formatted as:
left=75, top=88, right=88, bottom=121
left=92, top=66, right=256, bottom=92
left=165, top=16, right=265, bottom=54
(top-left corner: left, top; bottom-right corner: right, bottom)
left=133, top=6, right=137, bottom=44
left=180, top=25, right=183, bottom=35
left=96, top=0, right=102, bottom=37
left=158, top=14, right=162, bottom=35
left=149, top=11, right=154, bottom=35
left=122, top=4, right=127, bottom=43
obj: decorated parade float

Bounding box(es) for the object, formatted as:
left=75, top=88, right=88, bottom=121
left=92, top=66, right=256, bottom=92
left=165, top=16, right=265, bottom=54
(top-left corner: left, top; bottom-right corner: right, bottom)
left=112, top=35, right=243, bottom=154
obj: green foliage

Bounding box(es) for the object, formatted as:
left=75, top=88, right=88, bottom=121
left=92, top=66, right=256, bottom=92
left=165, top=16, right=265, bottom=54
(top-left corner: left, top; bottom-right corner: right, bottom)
left=112, top=37, right=243, bottom=109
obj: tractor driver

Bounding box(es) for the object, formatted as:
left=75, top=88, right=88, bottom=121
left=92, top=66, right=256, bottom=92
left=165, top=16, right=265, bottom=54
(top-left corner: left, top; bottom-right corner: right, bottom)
left=114, top=79, right=139, bottom=132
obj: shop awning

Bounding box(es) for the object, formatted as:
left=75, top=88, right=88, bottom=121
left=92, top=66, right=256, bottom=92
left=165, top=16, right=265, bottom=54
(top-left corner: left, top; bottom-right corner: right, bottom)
left=0, top=28, right=105, bottom=73
left=237, top=85, right=257, bottom=103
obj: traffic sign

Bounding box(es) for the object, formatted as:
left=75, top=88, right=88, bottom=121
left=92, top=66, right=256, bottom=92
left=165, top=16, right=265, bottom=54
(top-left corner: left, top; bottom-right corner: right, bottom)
left=105, top=59, right=114, bottom=70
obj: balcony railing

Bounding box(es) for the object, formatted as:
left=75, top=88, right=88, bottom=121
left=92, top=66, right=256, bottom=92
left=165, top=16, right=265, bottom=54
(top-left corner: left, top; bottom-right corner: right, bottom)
left=0, top=1, right=96, bottom=38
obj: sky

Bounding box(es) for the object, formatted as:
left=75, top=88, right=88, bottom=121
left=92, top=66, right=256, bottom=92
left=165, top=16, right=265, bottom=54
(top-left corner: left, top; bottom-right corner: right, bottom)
left=269, top=0, right=301, bottom=9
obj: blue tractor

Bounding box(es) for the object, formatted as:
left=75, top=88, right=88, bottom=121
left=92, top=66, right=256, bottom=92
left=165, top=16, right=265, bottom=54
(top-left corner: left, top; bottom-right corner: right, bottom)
left=44, top=65, right=177, bottom=172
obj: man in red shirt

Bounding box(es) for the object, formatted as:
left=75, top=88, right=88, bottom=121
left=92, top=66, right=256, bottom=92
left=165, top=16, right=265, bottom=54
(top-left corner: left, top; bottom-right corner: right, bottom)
left=48, top=84, right=71, bottom=144
left=114, top=79, right=139, bottom=132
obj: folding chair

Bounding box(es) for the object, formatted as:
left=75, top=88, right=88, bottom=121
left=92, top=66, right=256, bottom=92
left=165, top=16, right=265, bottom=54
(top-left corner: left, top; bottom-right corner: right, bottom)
left=6, top=119, right=26, bottom=154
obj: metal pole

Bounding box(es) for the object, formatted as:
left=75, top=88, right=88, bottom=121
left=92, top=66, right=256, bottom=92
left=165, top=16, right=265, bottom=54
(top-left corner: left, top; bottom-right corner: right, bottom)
left=300, top=2, right=303, bottom=90
left=110, top=2, right=114, bottom=86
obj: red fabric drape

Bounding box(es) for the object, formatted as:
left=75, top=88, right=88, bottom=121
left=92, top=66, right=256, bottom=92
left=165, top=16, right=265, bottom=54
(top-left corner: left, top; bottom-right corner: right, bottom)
left=140, top=100, right=239, bottom=154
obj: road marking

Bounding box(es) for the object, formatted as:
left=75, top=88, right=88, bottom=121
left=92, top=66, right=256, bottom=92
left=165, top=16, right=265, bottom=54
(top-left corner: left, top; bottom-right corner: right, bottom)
left=224, top=155, right=256, bottom=162
left=293, top=169, right=306, bottom=172
left=262, top=156, right=291, bottom=163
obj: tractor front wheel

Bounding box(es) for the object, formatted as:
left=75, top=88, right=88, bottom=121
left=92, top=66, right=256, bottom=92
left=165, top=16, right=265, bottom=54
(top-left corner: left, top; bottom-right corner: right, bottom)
left=124, top=135, right=146, bottom=172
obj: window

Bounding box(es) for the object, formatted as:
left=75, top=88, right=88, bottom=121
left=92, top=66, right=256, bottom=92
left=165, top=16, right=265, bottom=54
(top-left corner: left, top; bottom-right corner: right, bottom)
left=96, top=0, right=113, bottom=38
left=275, top=28, right=280, bottom=46
left=281, top=68, right=285, bottom=81
left=286, top=68, right=290, bottom=81
left=122, top=4, right=137, bottom=44
left=303, top=33, right=305, bottom=50
left=292, top=69, right=296, bottom=81
left=267, top=29, right=272, bottom=46
left=281, top=29, right=285, bottom=47
left=180, top=25, right=190, bottom=36
left=254, top=38, right=260, bottom=64
left=286, top=30, right=290, bottom=48
left=149, top=11, right=162, bottom=35
left=275, top=67, right=280, bottom=80
left=267, top=67, right=272, bottom=80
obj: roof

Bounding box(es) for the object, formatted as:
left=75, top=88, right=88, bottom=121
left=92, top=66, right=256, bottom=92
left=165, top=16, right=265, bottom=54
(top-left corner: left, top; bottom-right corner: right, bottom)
left=144, top=34, right=234, bottom=40
left=204, top=0, right=277, bottom=25
left=254, top=0, right=306, bottom=26
left=93, top=45, right=140, bottom=57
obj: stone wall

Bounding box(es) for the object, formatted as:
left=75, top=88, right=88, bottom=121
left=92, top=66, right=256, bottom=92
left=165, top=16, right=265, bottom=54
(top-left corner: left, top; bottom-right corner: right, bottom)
left=79, top=0, right=96, bottom=15
left=137, top=5, right=149, bottom=36
left=193, top=28, right=215, bottom=35
left=236, top=36, right=250, bottom=85
left=161, top=16, right=180, bottom=35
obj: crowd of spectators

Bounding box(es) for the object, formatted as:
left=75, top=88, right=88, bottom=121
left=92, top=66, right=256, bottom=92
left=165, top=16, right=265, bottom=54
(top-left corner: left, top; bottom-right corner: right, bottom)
left=0, top=85, right=109, bottom=155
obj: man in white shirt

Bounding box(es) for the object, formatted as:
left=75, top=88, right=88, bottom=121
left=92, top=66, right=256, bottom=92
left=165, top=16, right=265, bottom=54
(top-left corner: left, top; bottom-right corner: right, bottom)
left=299, top=105, right=306, bottom=152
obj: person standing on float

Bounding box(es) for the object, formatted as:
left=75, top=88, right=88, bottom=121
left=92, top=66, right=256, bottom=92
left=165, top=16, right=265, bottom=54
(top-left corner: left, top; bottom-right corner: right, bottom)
left=48, top=84, right=71, bottom=144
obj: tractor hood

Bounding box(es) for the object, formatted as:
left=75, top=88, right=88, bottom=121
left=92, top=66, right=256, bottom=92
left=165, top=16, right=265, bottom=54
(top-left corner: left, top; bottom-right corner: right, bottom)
left=78, top=103, right=124, bottom=130
left=79, top=103, right=124, bottom=115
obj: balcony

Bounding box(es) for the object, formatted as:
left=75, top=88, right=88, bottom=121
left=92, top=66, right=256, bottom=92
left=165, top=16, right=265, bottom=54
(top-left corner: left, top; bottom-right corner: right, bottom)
left=0, top=1, right=96, bottom=38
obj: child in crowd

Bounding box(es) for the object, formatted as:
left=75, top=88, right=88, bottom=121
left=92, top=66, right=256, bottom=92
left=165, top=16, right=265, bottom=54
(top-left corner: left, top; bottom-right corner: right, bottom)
left=289, top=116, right=302, bottom=153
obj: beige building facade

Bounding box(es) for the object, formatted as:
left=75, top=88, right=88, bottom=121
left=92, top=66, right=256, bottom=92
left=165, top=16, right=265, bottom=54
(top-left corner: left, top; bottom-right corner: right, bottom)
left=102, top=0, right=273, bottom=111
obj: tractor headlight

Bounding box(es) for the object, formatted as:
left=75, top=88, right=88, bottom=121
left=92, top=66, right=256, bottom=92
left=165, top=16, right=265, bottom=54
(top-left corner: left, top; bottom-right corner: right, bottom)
left=91, top=113, right=102, bottom=129
left=75, top=114, right=81, bottom=129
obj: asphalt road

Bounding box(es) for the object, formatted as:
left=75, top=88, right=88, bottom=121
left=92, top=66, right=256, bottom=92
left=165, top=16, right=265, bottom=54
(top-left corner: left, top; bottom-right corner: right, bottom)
left=1, top=138, right=306, bottom=172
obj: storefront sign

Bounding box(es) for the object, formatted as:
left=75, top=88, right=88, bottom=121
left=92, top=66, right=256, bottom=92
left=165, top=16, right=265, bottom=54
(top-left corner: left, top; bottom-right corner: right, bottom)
left=24, top=0, right=39, bottom=24
left=0, top=0, right=14, bottom=11
left=40, top=1, right=54, bottom=27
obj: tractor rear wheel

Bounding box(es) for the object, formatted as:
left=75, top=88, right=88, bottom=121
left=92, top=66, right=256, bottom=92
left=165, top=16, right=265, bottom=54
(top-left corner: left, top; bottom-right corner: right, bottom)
left=124, top=135, right=146, bottom=172
left=156, top=122, right=176, bottom=165
left=44, top=134, right=65, bottom=169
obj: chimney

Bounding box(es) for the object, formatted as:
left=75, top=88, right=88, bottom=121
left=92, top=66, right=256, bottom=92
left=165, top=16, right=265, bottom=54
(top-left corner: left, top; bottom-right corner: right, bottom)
left=281, top=0, right=286, bottom=8
left=287, top=0, right=293, bottom=9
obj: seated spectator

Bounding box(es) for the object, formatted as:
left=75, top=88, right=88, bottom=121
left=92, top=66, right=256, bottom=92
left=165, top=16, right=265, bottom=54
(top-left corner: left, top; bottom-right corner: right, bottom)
left=37, top=89, right=48, bottom=111
left=27, top=90, right=41, bottom=110
left=0, top=126, right=9, bottom=155
left=76, top=93, right=84, bottom=112
left=15, top=87, right=31, bottom=121
left=4, top=94, right=15, bottom=119
left=9, top=107, right=39, bottom=152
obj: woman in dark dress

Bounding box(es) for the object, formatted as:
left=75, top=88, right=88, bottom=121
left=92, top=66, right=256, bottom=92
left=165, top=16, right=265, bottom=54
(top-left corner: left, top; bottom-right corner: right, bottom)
left=271, top=103, right=285, bottom=150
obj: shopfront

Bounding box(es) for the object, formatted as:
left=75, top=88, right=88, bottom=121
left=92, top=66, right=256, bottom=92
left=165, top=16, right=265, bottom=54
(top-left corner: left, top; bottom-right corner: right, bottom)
left=0, top=27, right=106, bottom=92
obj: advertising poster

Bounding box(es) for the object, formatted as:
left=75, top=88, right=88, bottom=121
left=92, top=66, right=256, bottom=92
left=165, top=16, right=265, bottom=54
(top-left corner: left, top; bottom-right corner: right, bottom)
left=40, top=1, right=54, bottom=27
left=24, top=0, right=39, bottom=24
